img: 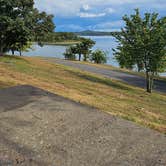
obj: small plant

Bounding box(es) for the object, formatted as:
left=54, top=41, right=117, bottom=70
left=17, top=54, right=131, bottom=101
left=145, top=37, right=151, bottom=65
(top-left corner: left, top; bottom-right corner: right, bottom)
left=91, top=50, right=107, bottom=64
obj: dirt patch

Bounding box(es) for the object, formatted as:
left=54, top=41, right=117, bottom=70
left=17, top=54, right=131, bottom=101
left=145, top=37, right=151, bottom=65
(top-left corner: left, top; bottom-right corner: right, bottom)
left=0, top=85, right=166, bottom=166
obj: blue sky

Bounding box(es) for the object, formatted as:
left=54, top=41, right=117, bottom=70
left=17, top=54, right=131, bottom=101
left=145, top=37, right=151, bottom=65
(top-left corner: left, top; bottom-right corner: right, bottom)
left=35, top=0, right=166, bottom=32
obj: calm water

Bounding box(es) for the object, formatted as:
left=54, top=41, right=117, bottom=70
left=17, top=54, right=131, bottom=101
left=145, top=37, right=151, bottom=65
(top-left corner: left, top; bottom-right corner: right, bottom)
left=11, top=36, right=119, bottom=67
left=10, top=36, right=166, bottom=76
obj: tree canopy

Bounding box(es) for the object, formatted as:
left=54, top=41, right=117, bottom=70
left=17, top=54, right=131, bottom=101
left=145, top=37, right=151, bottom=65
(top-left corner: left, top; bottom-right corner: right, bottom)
left=79, top=38, right=96, bottom=61
left=0, top=0, right=55, bottom=55
left=90, top=50, right=107, bottom=64
left=113, top=9, right=166, bottom=93
left=48, top=32, right=81, bottom=43
left=64, top=46, right=77, bottom=60
left=64, top=38, right=95, bottom=61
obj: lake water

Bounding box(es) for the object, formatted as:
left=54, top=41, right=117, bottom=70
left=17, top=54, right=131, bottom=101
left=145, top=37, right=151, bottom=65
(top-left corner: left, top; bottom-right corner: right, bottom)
left=10, top=36, right=166, bottom=76
left=11, top=36, right=119, bottom=67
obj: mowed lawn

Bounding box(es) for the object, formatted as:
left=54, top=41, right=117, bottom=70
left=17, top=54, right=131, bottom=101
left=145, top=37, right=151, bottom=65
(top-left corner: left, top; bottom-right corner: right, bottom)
left=0, top=55, right=166, bottom=133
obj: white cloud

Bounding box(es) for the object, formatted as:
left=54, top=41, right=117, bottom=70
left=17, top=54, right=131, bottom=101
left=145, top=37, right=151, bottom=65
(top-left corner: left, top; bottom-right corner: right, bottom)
left=58, top=24, right=84, bottom=31
left=34, top=0, right=80, bottom=17
left=95, top=28, right=121, bottom=32
left=82, top=4, right=91, bottom=11
left=79, top=12, right=106, bottom=18
left=104, top=8, right=115, bottom=14
left=95, top=21, right=123, bottom=28
left=89, top=20, right=124, bottom=31
left=34, top=0, right=166, bottom=32
left=35, top=0, right=166, bottom=17
left=57, top=20, right=124, bottom=31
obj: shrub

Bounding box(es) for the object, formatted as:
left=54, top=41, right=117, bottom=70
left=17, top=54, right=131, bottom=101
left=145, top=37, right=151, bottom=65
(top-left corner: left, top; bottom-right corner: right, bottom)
left=64, top=47, right=76, bottom=60
left=91, top=50, right=107, bottom=64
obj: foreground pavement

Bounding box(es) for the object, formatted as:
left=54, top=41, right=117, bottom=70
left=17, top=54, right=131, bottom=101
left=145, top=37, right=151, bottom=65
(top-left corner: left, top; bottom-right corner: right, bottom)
left=45, top=58, right=166, bottom=93
left=0, top=85, right=166, bottom=166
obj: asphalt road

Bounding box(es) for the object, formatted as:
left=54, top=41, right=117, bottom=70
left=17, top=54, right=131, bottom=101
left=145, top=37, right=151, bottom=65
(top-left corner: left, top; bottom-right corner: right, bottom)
left=46, top=58, right=166, bottom=93
left=0, top=85, right=166, bottom=165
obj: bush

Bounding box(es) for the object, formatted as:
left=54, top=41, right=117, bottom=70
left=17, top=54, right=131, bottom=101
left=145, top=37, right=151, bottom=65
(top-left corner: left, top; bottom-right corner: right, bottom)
left=64, top=47, right=76, bottom=60
left=91, top=50, right=107, bottom=64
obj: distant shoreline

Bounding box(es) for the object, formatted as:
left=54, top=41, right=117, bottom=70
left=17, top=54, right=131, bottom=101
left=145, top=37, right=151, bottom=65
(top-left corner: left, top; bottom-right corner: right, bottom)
left=74, top=30, right=120, bottom=36
left=34, top=41, right=81, bottom=46
left=43, top=41, right=80, bottom=46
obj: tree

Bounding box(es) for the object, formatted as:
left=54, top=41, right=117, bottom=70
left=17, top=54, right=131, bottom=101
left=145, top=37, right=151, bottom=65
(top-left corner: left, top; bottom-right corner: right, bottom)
left=64, top=46, right=76, bottom=60
left=51, top=32, right=79, bottom=42
left=0, top=0, right=55, bottom=56
left=112, top=9, right=166, bottom=93
left=75, top=43, right=83, bottom=61
left=90, top=50, right=107, bottom=64
left=80, top=38, right=96, bottom=61
left=63, top=38, right=95, bottom=61
left=32, top=9, right=55, bottom=44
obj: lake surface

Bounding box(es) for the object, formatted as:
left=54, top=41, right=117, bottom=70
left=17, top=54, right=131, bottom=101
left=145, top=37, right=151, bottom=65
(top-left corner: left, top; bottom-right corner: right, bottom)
left=11, top=36, right=119, bottom=67
left=10, top=36, right=166, bottom=76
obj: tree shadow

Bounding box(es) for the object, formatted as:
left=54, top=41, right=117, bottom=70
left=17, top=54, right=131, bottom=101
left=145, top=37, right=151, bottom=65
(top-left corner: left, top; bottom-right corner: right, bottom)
left=0, top=55, right=30, bottom=64
left=70, top=71, right=132, bottom=91
left=0, top=85, right=50, bottom=113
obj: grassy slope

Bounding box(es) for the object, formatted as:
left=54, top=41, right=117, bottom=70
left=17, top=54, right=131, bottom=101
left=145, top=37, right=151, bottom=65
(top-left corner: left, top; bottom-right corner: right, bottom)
left=0, top=56, right=166, bottom=133
left=68, top=59, right=166, bottom=81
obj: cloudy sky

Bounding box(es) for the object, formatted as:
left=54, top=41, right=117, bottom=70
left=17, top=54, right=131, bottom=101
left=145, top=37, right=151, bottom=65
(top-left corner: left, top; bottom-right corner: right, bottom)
left=35, top=0, right=166, bottom=32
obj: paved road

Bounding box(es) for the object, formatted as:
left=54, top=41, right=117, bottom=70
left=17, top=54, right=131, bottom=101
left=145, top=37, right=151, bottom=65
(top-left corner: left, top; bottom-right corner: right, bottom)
left=45, top=58, right=166, bottom=93
left=0, top=85, right=166, bottom=165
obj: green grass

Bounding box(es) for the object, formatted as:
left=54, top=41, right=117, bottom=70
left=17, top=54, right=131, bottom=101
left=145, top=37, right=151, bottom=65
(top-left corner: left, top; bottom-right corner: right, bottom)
left=0, top=55, right=166, bottom=133
left=74, top=59, right=166, bottom=81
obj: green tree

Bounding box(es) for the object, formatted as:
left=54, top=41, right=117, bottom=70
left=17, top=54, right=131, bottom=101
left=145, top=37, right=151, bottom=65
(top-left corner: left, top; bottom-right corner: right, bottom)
left=64, top=46, right=76, bottom=60
left=64, top=38, right=95, bottom=61
left=75, top=43, right=83, bottom=61
left=0, top=0, right=55, bottom=55
left=91, top=50, right=107, bottom=64
left=113, top=9, right=166, bottom=93
left=80, top=38, right=96, bottom=61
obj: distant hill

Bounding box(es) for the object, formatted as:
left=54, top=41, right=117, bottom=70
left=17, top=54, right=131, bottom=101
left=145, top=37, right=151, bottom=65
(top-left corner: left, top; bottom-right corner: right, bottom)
left=74, top=30, right=120, bottom=36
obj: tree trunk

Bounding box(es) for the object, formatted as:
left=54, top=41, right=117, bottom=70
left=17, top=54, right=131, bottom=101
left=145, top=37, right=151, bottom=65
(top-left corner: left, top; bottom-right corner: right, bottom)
left=146, top=71, right=154, bottom=93
left=79, top=54, right=81, bottom=61
left=146, top=71, right=151, bottom=93
left=0, top=45, right=4, bottom=56
left=0, top=52, right=3, bottom=56
left=84, top=54, right=87, bottom=61
left=12, top=50, right=15, bottom=55
left=19, top=50, right=22, bottom=56
left=138, top=67, right=141, bottom=72
left=149, top=72, right=154, bottom=93
left=150, top=78, right=153, bottom=93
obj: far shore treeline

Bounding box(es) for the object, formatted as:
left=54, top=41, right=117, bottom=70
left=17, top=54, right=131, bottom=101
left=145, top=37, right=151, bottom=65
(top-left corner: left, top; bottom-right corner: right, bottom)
left=74, top=30, right=121, bottom=36
left=41, top=32, right=82, bottom=44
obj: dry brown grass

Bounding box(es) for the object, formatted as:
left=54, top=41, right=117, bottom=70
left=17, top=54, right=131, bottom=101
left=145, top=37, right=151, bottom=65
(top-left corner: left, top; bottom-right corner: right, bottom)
left=0, top=55, right=166, bottom=133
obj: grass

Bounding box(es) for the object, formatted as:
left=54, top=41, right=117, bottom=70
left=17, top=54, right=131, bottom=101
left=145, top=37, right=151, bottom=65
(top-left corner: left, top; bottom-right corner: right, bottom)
left=0, top=55, right=166, bottom=133
left=46, top=57, right=166, bottom=81
left=62, top=58, right=166, bottom=81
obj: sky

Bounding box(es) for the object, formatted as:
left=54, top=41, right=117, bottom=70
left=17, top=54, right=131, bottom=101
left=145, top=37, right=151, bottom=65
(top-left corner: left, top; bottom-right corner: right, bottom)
left=34, top=0, right=166, bottom=32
